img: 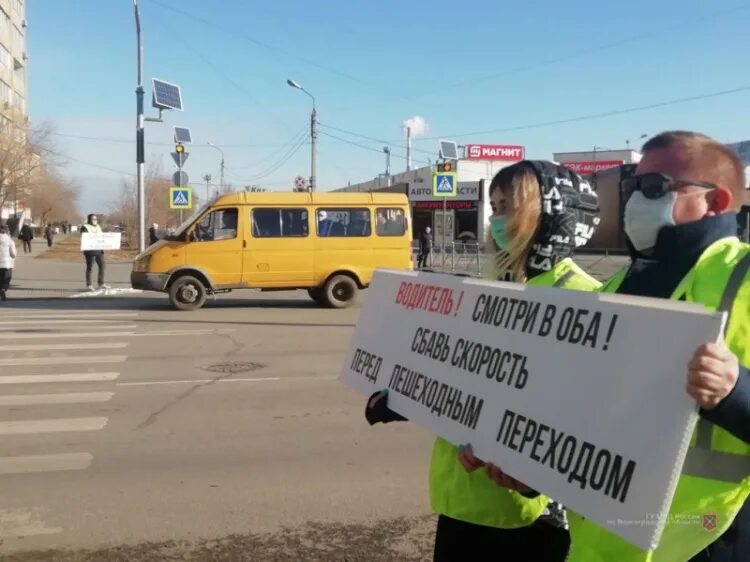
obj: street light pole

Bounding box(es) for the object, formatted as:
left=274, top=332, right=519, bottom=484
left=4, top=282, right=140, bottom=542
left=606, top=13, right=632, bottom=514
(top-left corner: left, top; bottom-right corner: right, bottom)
left=287, top=79, right=316, bottom=192
left=625, top=133, right=648, bottom=150
left=202, top=173, right=212, bottom=202
left=134, top=0, right=146, bottom=253
left=208, top=143, right=225, bottom=194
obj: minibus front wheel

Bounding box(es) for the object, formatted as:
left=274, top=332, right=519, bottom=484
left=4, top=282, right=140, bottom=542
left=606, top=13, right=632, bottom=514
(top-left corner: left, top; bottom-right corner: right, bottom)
left=323, top=274, right=358, bottom=309
left=169, top=275, right=208, bottom=311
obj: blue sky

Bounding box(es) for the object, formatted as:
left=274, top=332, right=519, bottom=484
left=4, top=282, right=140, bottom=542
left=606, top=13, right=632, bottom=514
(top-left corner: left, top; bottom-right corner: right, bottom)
left=27, top=0, right=750, bottom=212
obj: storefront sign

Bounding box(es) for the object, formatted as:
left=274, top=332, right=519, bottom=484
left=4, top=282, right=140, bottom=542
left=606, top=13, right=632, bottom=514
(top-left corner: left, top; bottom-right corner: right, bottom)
left=415, top=201, right=476, bottom=210
left=410, top=182, right=479, bottom=202
left=562, top=161, right=623, bottom=175
left=466, top=144, right=525, bottom=161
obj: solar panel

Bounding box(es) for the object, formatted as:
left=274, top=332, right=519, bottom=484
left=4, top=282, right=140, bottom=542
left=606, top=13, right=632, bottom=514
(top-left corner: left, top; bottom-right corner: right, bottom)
left=174, top=127, right=192, bottom=144
left=440, top=140, right=458, bottom=160
left=152, top=78, right=183, bottom=111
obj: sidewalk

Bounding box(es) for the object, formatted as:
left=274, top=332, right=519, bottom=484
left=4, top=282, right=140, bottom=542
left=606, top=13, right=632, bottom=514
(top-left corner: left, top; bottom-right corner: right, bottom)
left=7, top=236, right=137, bottom=299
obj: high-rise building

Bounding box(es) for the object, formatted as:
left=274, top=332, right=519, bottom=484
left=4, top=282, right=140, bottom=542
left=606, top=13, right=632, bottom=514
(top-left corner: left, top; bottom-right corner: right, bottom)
left=0, top=0, right=26, bottom=127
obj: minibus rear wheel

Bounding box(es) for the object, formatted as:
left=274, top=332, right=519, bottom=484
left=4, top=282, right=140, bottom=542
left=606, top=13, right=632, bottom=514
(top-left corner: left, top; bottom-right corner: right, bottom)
left=323, top=275, right=358, bottom=309
left=169, top=275, right=207, bottom=311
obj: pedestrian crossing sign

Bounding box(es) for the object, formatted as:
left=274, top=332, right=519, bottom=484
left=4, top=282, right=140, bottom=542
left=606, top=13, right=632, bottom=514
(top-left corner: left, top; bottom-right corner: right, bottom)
left=169, top=186, right=192, bottom=209
left=432, top=171, right=458, bottom=197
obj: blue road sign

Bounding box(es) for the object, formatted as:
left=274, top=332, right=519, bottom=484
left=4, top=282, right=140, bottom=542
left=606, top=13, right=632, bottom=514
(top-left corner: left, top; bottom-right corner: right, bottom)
left=432, top=172, right=458, bottom=197
left=169, top=186, right=192, bottom=209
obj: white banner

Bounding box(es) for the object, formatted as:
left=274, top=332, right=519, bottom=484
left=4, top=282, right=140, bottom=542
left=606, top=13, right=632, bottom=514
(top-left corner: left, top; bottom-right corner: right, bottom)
left=80, top=232, right=121, bottom=251
left=340, top=270, right=725, bottom=550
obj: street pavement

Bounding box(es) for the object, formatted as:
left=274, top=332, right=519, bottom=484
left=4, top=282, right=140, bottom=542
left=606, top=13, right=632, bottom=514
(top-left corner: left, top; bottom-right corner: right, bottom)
left=0, top=243, right=628, bottom=561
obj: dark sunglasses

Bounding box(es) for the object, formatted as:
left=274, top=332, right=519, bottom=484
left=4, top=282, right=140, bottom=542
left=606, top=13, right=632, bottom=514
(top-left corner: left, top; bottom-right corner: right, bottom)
left=621, top=173, right=718, bottom=200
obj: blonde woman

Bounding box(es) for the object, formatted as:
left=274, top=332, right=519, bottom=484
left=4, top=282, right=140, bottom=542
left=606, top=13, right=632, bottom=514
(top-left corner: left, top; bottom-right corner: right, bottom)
left=366, top=160, right=601, bottom=561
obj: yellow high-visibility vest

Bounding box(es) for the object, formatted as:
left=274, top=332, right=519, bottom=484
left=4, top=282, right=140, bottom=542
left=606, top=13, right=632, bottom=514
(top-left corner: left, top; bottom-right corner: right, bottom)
left=429, top=257, right=601, bottom=528
left=568, top=237, right=750, bottom=561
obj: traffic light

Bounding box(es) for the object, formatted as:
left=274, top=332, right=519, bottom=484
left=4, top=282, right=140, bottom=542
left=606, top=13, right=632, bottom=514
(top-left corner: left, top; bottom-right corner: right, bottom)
left=175, top=143, right=185, bottom=154
left=437, top=161, right=453, bottom=173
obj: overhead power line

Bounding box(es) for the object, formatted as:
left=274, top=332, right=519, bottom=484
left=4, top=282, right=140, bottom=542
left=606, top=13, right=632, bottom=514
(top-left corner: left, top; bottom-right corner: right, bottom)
left=47, top=131, right=305, bottom=149
left=414, top=3, right=750, bottom=97
left=418, top=85, right=750, bottom=140
left=318, top=123, right=434, bottom=156
left=318, top=131, right=430, bottom=165
left=146, top=0, right=374, bottom=88
left=39, top=147, right=135, bottom=177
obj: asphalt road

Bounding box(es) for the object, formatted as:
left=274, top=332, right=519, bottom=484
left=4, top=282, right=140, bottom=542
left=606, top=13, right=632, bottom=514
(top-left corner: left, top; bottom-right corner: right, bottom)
left=0, top=292, right=437, bottom=562
left=0, top=247, right=628, bottom=561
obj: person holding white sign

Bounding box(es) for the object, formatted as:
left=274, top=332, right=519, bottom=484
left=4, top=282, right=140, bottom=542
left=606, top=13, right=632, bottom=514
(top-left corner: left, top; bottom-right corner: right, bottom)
left=81, top=214, right=109, bottom=291
left=366, top=160, right=601, bottom=561
left=505, top=132, right=749, bottom=562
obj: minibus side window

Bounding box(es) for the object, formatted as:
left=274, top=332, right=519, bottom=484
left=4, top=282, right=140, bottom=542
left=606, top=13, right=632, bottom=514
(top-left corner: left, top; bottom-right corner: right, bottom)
left=316, top=208, right=371, bottom=237
left=194, top=208, right=238, bottom=241
left=252, top=208, right=308, bottom=237
left=375, top=208, right=406, bottom=236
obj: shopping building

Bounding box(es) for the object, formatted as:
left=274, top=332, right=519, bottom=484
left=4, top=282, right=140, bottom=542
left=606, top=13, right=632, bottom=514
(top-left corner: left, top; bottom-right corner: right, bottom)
left=333, top=145, right=525, bottom=246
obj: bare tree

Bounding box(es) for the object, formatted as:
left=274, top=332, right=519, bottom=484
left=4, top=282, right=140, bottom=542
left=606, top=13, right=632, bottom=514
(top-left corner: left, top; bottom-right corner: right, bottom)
left=26, top=167, right=80, bottom=225
left=109, top=162, right=188, bottom=246
left=0, top=122, right=52, bottom=213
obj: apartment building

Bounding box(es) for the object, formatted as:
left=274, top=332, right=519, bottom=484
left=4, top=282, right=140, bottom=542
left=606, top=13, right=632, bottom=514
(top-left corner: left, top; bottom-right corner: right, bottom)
left=0, top=0, right=26, bottom=126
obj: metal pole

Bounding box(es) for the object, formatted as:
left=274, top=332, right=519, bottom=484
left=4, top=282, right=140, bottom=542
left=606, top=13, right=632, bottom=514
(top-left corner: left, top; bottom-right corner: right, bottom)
left=134, top=0, right=146, bottom=254
left=310, top=105, right=317, bottom=192
left=203, top=174, right=211, bottom=202
left=220, top=156, right=225, bottom=194
left=406, top=127, right=412, bottom=171
left=442, top=197, right=447, bottom=269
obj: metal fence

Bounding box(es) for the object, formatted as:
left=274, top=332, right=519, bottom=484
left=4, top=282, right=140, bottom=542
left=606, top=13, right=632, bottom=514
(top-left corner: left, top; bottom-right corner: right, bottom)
left=412, top=241, right=630, bottom=282
left=412, top=241, right=485, bottom=277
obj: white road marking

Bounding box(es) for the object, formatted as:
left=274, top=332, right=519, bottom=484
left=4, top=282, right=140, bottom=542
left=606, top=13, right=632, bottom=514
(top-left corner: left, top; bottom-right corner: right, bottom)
left=0, top=313, right=138, bottom=319
left=0, top=342, right=129, bottom=352
left=117, top=376, right=281, bottom=387
left=0, top=392, right=114, bottom=406
left=0, top=319, right=135, bottom=326
left=0, top=355, right=127, bottom=366
left=0, top=417, right=108, bottom=435
left=0, top=453, right=93, bottom=475
left=0, top=373, right=119, bottom=385
left=0, top=329, right=229, bottom=340
left=0, top=331, right=135, bottom=340
left=0, top=325, right=138, bottom=335
left=0, top=507, right=62, bottom=538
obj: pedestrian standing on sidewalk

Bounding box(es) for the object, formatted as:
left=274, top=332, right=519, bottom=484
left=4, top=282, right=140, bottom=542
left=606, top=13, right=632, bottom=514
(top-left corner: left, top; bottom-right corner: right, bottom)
left=418, top=226, right=433, bottom=268
left=19, top=222, right=33, bottom=253
left=44, top=224, right=54, bottom=247
left=80, top=213, right=109, bottom=291
left=0, top=224, right=17, bottom=301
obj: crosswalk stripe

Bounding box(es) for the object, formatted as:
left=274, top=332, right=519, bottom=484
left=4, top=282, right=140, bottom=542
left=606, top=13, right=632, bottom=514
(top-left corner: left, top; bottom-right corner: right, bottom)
left=0, top=342, right=129, bottom=352
left=0, top=329, right=231, bottom=340
left=0, top=355, right=127, bottom=366
left=118, top=376, right=281, bottom=387
left=0, top=392, right=114, bottom=406
left=0, top=331, right=135, bottom=340
left=0, top=313, right=138, bottom=319
left=0, top=507, right=62, bottom=538
left=0, top=453, right=93, bottom=475
left=0, top=373, right=119, bottom=384
left=0, top=417, right=108, bottom=435
left=0, top=319, right=136, bottom=326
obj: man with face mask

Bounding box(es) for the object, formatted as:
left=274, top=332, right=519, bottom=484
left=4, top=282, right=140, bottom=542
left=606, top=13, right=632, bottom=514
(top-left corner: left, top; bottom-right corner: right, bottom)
left=567, top=131, right=750, bottom=562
